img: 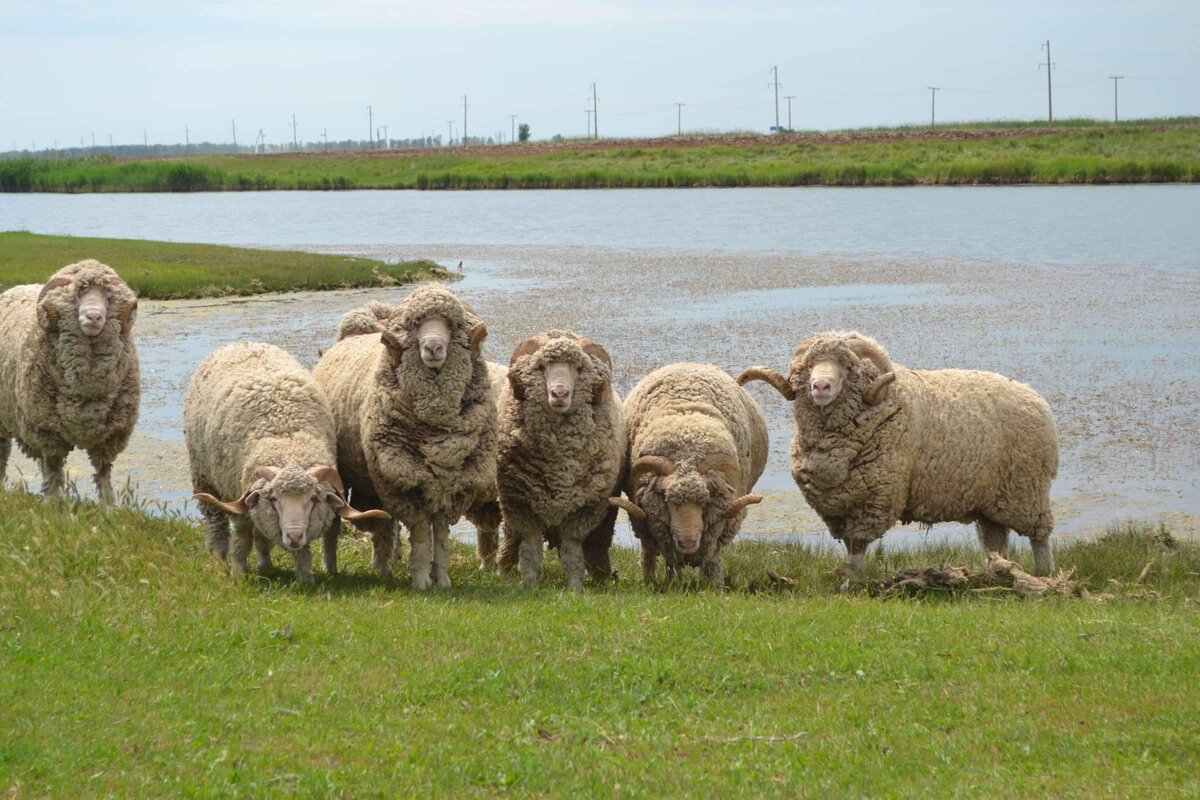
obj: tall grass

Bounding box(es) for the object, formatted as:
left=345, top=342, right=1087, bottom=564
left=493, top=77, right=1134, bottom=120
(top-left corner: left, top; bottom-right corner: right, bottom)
left=0, top=232, right=447, bottom=299
left=2, top=487, right=1198, bottom=796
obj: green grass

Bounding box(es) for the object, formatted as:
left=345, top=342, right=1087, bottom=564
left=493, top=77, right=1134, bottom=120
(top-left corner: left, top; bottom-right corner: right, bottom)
left=3, top=122, right=1200, bottom=191
left=0, top=231, right=447, bottom=299
left=2, top=489, right=1197, bottom=797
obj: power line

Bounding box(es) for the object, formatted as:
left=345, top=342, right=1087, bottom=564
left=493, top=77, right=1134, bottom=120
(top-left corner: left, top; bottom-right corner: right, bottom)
left=1039, top=40, right=1055, bottom=125
left=768, top=65, right=781, bottom=130
left=1109, top=75, right=1124, bottom=123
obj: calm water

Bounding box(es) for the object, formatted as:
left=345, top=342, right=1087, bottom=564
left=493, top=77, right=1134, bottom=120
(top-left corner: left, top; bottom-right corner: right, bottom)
left=3, top=186, right=1199, bottom=270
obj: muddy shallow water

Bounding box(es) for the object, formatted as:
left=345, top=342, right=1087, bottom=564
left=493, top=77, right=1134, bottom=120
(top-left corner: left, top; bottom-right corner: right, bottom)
left=7, top=243, right=1198, bottom=549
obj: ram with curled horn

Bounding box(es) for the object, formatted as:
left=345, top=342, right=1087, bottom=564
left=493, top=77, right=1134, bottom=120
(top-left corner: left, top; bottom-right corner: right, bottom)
left=737, top=330, right=1060, bottom=575
left=612, top=363, right=769, bottom=592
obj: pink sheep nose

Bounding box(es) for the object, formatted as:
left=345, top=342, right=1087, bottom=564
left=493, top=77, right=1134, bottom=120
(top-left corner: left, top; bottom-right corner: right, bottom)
left=423, top=342, right=444, bottom=361
left=85, top=310, right=103, bottom=323
left=812, top=379, right=831, bottom=392
left=550, top=386, right=571, bottom=401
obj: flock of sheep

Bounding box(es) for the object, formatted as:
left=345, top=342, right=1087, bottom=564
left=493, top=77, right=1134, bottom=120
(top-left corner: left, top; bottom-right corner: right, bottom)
left=0, top=259, right=1061, bottom=590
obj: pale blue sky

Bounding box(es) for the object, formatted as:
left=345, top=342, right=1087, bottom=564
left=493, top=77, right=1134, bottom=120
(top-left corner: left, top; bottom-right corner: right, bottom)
left=2, top=0, right=1197, bottom=148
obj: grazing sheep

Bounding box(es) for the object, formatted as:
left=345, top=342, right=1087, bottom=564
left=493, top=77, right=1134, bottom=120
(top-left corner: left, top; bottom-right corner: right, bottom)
left=612, top=363, right=768, bottom=591
left=185, top=342, right=388, bottom=583
left=492, top=331, right=625, bottom=591
left=738, top=331, right=1059, bottom=574
left=313, top=285, right=497, bottom=590
left=0, top=260, right=140, bottom=503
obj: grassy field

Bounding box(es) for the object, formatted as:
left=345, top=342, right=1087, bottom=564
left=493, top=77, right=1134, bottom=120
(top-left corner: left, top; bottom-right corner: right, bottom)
left=0, top=231, right=446, bottom=299
left=2, top=489, right=1197, bottom=797
left=2, top=121, right=1199, bottom=191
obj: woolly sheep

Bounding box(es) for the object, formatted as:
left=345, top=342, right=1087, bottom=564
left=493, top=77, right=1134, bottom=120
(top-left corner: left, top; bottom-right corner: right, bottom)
left=185, top=342, right=388, bottom=583
left=492, top=331, right=625, bottom=591
left=0, top=260, right=140, bottom=503
left=313, top=285, right=497, bottom=590
left=738, top=330, right=1059, bottom=574
left=612, top=363, right=768, bottom=591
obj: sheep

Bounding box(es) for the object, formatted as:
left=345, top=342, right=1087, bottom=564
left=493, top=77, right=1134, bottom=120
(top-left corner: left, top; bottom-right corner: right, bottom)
left=313, top=285, right=497, bottom=590
left=738, top=331, right=1059, bottom=574
left=0, top=260, right=140, bottom=504
left=491, top=331, right=625, bottom=591
left=611, top=363, right=768, bottom=591
left=184, top=342, right=389, bottom=583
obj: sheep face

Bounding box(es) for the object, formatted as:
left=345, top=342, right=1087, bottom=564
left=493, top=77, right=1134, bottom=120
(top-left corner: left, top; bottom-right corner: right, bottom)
left=738, top=331, right=896, bottom=410
left=194, top=465, right=390, bottom=552
left=37, top=261, right=138, bottom=338
left=508, top=332, right=612, bottom=415
left=379, top=288, right=486, bottom=375
left=416, top=316, right=452, bottom=369
left=808, top=359, right=845, bottom=407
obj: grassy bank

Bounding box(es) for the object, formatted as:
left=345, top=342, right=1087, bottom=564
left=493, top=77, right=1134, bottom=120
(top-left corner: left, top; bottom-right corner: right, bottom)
left=2, top=490, right=1198, bottom=797
left=2, top=122, right=1199, bottom=191
left=0, top=231, right=446, bottom=299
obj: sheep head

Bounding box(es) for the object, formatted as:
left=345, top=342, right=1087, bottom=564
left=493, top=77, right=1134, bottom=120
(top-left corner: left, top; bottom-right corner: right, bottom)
left=740, top=331, right=895, bottom=410
left=507, top=330, right=613, bottom=414
left=612, top=429, right=762, bottom=556
left=37, top=260, right=138, bottom=338
left=379, top=285, right=487, bottom=372
left=194, top=465, right=389, bottom=552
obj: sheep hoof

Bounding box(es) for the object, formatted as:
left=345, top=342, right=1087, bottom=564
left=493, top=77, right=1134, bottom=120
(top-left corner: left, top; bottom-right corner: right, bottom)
left=412, top=573, right=432, bottom=591
left=435, top=574, right=452, bottom=589
left=478, top=557, right=498, bottom=573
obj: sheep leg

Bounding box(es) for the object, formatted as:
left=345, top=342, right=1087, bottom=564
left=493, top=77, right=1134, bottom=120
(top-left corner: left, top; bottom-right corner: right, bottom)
left=975, top=519, right=1009, bottom=556
left=229, top=519, right=254, bottom=579
left=200, top=504, right=230, bottom=561
left=39, top=453, right=66, bottom=501
left=0, top=435, right=11, bottom=486
left=497, top=529, right=521, bottom=574
left=469, top=499, right=502, bottom=572
left=432, top=514, right=452, bottom=589
left=369, top=519, right=396, bottom=579
left=87, top=450, right=116, bottom=506
left=292, top=544, right=315, bottom=584
left=583, top=538, right=613, bottom=585
left=701, top=558, right=725, bottom=593
left=322, top=517, right=340, bottom=576
left=844, top=538, right=868, bottom=571
left=559, top=537, right=586, bottom=593
left=408, top=519, right=433, bottom=591
left=518, top=529, right=545, bottom=588
left=253, top=532, right=273, bottom=572
left=1030, top=537, right=1055, bottom=576
left=640, top=545, right=658, bottom=586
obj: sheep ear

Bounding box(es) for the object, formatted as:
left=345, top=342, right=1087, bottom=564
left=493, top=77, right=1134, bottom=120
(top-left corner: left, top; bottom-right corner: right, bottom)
left=507, top=369, right=526, bottom=402
left=194, top=489, right=257, bottom=516
left=468, top=322, right=487, bottom=358
left=380, top=329, right=406, bottom=365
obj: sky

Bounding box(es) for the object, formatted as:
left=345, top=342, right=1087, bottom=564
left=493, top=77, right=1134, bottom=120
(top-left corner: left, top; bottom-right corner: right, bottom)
left=1, top=0, right=1197, bottom=149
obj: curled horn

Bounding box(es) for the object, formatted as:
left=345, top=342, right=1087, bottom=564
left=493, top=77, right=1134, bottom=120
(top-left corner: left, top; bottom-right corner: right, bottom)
left=335, top=503, right=392, bottom=523
left=467, top=322, right=488, bottom=358
left=724, top=493, right=763, bottom=519
left=380, top=328, right=406, bottom=366
left=307, top=466, right=345, bottom=495
left=698, top=453, right=742, bottom=493
left=629, top=455, right=675, bottom=486
left=508, top=335, right=546, bottom=367
left=864, top=372, right=896, bottom=406
left=845, top=334, right=893, bottom=374
left=37, top=275, right=74, bottom=302
left=193, top=488, right=257, bottom=516
left=736, top=367, right=796, bottom=401
left=579, top=339, right=613, bottom=370
left=609, top=496, right=647, bottom=521
left=119, top=296, right=138, bottom=333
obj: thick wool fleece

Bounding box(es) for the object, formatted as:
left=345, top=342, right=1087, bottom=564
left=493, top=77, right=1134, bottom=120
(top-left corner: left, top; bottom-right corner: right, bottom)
left=495, top=331, right=626, bottom=588
left=337, top=300, right=393, bottom=340
left=313, top=285, right=498, bottom=585
left=623, top=363, right=768, bottom=580
left=0, top=260, right=139, bottom=499
left=784, top=331, right=1058, bottom=548
left=184, top=342, right=338, bottom=504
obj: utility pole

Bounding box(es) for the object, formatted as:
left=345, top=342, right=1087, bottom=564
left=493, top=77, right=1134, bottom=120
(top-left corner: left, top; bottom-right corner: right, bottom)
left=768, top=65, right=781, bottom=130
left=367, top=105, right=373, bottom=148
left=783, top=95, right=795, bottom=131
left=185, top=124, right=189, bottom=153
left=585, top=109, right=593, bottom=137
left=446, top=120, right=454, bottom=146
left=382, top=125, right=388, bottom=148
left=91, top=131, right=95, bottom=153
left=590, top=83, right=598, bottom=139
left=232, top=119, right=237, bottom=148
left=509, top=114, right=517, bottom=144
left=1039, top=41, right=1054, bottom=126
left=1109, top=75, right=1124, bottom=124
left=674, top=102, right=685, bottom=135
left=461, top=94, right=469, bottom=146
left=143, top=129, right=148, bottom=155
left=323, top=128, right=328, bottom=152
left=291, top=113, right=298, bottom=150
left=927, top=87, right=940, bottom=128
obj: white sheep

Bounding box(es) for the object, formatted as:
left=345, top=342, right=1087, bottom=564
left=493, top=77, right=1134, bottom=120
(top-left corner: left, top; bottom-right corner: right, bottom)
left=0, top=260, right=140, bottom=503
left=185, top=342, right=388, bottom=583
left=739, top=330, right=1059, bottom=574
left=611, top=363, right=768, bottom=591
left=313, top=285, right=497, bottom=590
left=493, top=331, right=625, bottom=591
